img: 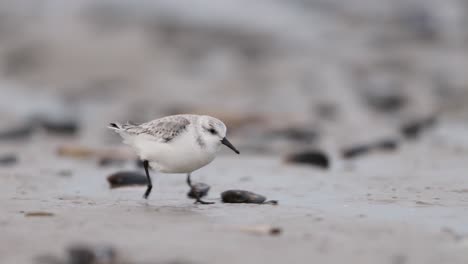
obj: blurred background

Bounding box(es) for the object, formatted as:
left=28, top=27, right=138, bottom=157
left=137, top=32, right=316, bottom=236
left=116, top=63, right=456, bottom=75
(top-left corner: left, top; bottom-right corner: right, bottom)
left=1, top=0, right=467, bottom=155
left=2, top=1, right=468, bottom=263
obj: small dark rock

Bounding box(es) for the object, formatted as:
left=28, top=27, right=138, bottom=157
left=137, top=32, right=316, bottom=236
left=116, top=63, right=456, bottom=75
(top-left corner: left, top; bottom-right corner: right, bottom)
left=57, top=170, right=73, bottom=177
left=400, top=116, right=437, bottom=139
left=187, top=182, right=210, bottom=199
left=285, top=150, right=329, bottom=169
left=316, top=103, right=338, bottom=121
left=221, top=190, right=267, bottom=204
left=0, top=154, right=18, bottom=166
left=366, top=93, right=407, bottom=113
left=98, top=157, right=125, bottom=167
left=107, top=171, right=148, bottom=188
left=342, top=145, right=372, bottom=159
left=67, top=244, right=117, bottom=264
left=374, top=138, right=399, bottom=151
left=67, top=246, right=95, bottom=264
left=40, top=118, right=79, bottom=136
left=0, top=124, right=34, bottom=141
left=267, top=127, right=318, bottom=143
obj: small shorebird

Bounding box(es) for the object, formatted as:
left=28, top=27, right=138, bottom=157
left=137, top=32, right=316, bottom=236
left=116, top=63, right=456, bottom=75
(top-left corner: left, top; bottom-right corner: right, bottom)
left=109, top=114, right=240, bottom=204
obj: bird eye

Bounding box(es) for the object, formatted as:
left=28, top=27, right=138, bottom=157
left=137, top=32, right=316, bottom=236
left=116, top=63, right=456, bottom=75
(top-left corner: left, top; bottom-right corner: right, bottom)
left=208, top=128, right=217, bottom=135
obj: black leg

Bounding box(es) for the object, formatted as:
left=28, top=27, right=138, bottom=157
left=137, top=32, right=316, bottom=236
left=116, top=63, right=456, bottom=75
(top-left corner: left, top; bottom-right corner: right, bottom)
left=143, top=160, right=152, bottom=199
left=186, top=173, right=192, bottom=188
left=186, top=173, right=214, bottom=205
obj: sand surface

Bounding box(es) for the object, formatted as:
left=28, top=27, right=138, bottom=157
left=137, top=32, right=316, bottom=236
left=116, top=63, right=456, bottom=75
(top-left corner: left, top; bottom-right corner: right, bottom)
left=0, top=1, right=468, bottom=263
left=1, top=131, right=468, bottom=264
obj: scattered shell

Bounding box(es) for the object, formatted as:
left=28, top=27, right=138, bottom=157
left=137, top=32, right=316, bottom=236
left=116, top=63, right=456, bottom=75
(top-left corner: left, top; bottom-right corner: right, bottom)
left=238, top=225, right=282, bottom=236
left=57, top=145, right=135, bottom=161
left=107, top=171, right=147, bottom=188
left=285, top=150, right=329, bottom=169
left=67, top=244, right=117, bottom=264
left=25, top=211, right=54, bottom=217
left=221, top=190, right=267, bottom=204
left=57, top=145, right=95, bottom=159
left=187, top=182, right=210, bottom=199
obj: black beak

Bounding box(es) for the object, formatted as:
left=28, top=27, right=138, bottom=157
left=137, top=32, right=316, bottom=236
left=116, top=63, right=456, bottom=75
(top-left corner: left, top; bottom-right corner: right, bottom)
left=221, top=137, right=240, bottom=154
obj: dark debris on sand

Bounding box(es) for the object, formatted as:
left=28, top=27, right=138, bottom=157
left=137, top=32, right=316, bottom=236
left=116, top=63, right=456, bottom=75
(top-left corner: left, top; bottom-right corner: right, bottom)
left=285, top=150, right=329, bottom=169
left=400, top=116, right=437, bottom=140
left=342, top=138, right=400, bottom=159
left=221, top=190, right=277, bottom=205
left=187, top=182, right=210, bottom=200
left=107, top=171, right=148, bottom=189
left=0, top=154, right=18, bottom=166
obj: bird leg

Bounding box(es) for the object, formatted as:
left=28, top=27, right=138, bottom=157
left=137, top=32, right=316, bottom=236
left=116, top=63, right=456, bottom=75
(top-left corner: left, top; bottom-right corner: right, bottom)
left=186, top=173, right=214, bottom=205
left=143, top=160, right=153, bottom=199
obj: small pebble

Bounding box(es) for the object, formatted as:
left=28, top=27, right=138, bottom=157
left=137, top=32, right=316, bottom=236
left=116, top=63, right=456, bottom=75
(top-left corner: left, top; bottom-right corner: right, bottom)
left=374, top=138, right=399, bottom=151
left=39, top=118, right=80, bottom=136
left=0, top=154, right=18, bottom=166
left=57, top=170, right=73, bottom=177
left=98, top=157, right=125, bottom=167
left=238, top=225, right=282, bottom=236
left=400, top=116, right=436, bottom=139
left=187, top=182, right=210, bottom=199
left=267, top=127, right=318, bottom=143
left=107, top=171, right=148, bottom=188
left=0, top=124, right=34, bottom=141
left=342, top=145, right=372, bottom=159
left=67, top=244, right=117, bottom=264
left=221, top=190, right=268, bottom=204
left=285, top=150, right=329, bottom=169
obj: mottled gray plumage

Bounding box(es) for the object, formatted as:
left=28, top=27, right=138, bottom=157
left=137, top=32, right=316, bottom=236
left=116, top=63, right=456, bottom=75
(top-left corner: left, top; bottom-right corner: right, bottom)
left=114, top=115, right=191, bottom=143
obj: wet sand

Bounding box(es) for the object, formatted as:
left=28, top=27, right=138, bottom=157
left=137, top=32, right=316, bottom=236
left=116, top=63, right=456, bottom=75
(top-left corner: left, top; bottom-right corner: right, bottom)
left=1, top=130, right=468, bottom=264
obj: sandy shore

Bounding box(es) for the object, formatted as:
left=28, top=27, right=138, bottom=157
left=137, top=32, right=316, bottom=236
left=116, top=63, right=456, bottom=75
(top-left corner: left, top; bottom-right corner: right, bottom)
left=1, top=129, right=468, bottom=264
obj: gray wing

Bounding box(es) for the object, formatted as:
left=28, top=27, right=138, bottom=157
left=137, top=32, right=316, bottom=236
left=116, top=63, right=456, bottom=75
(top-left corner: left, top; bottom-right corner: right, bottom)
left=123, top=116, right=191, bottom=143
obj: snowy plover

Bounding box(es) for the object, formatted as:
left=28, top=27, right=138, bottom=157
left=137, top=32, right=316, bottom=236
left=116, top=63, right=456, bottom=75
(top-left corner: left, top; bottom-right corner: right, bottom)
left=109, top=114, right=240, bottom=204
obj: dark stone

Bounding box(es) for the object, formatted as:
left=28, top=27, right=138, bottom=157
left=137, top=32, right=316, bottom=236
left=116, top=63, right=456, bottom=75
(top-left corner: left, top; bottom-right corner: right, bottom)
left=316, top=103, right=338, bottom=121
left=0, top=154, right=18, bottom=166
left=187, top=182, right=210, bottom=199
left=39, top=118, right=79, bottom=136
left=0, top=124, right=34, bottom=141
left=374, top=139, right=399, bottom=151
left=285, top=150, right=329, bottom=169
left=98, top=157, right=125, bottom=167
left=221, top=190, right=267, bottom=204
left=366, top=93, right=407, bottom=113
left=107, top=171, right=148, bottom=188
left=267, top=127, right=318, bottom=143
left=342, top=145, right=372, bottom=159
left=400, top=116, right=437, bottom=139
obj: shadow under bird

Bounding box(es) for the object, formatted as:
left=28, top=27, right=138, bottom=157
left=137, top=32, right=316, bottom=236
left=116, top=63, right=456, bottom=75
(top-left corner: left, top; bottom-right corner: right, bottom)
left=109, top=114, right=240, bottom=204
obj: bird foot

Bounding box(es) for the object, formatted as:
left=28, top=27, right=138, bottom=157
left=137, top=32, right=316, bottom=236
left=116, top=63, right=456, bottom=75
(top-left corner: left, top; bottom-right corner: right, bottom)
left=194, top=199, right=215, bottom=205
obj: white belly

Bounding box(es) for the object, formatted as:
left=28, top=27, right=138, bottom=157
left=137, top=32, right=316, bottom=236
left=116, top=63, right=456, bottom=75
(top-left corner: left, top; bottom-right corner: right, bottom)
left=130, top=132, right=216, bottom=173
